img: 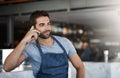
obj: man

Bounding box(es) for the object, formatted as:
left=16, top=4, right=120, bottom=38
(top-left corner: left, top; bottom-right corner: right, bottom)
left=3, top=10, right=84, bottom=78
left=80, top=36, right=97, bottom=61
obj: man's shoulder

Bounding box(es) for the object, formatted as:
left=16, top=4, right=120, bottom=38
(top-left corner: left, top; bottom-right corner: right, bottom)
left=53, top=35, right=67, bottom=41
left=52, top=35, right=72, bottom=45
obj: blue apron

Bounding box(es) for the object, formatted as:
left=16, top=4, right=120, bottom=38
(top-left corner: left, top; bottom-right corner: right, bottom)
left=35, top=36, right=68, bottom=78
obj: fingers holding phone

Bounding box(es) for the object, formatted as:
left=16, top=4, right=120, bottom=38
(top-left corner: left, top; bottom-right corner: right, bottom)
left=23, top=26, right=40, bottom=43
left=30, top=26, right=40, bottom=40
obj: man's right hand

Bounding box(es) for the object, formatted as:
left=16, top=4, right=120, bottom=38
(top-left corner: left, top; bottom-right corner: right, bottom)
left=23, top=26, right=40, bottom=44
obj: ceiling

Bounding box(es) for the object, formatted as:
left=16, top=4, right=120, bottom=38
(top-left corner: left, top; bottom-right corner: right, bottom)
left=0, top=0, right=31, bottom=5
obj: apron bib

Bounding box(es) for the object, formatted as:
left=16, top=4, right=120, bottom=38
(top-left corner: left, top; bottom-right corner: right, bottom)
left=35, top=36, right=68, bottom=78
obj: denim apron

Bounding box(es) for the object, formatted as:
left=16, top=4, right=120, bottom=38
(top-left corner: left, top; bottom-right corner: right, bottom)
left=35, top=36, right=68, bottom=78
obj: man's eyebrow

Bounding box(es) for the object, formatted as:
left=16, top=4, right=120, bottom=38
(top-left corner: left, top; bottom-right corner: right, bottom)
left=39, top=23, right=44, bottom=25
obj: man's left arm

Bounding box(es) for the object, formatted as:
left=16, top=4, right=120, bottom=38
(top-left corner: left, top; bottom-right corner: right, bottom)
left=69, top=53, right=85, bottom=78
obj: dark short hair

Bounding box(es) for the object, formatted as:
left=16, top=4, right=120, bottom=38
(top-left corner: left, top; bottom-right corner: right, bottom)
left=29, top=10, right=49, bottom=26
left=81, top=36, right=90, bottom=43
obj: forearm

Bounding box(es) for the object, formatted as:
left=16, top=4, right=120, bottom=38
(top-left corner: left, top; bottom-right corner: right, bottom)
left=76, top=64, right=85, bottom=78
left=3, top=39, right=27, bottom=71
left=3, top=26, right=39, bottom=72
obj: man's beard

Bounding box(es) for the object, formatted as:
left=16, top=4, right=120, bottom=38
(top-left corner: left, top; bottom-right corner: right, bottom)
left=38, top=30, right=51, bottom=39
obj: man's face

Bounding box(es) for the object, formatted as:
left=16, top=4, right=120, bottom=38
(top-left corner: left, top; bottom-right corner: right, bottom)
left=35, top=16, right=51, bottom=39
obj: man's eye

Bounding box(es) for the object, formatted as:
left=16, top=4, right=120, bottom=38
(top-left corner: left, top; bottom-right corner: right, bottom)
left=48, top=23, right=51, bottom=25
left=39, top=23, right=44, bottom=26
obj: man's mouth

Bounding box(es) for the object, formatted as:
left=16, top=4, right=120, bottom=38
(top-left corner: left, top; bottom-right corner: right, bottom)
left=43, top=30, right=51, bottom=34
left=38, top=30, right=51, bottom=39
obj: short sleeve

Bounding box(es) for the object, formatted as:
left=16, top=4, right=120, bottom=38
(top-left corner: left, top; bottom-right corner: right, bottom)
left=63, top=38, right=77, bottom=57
left=23, top=45, right=29, bottom=59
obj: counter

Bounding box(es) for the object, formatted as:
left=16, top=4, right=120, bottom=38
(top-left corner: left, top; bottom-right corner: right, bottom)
left=1, top=62, right=120, bottom=78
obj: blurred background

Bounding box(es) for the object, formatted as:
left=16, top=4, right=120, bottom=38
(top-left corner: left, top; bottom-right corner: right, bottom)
left=1, top=0, right=120, bottom=70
